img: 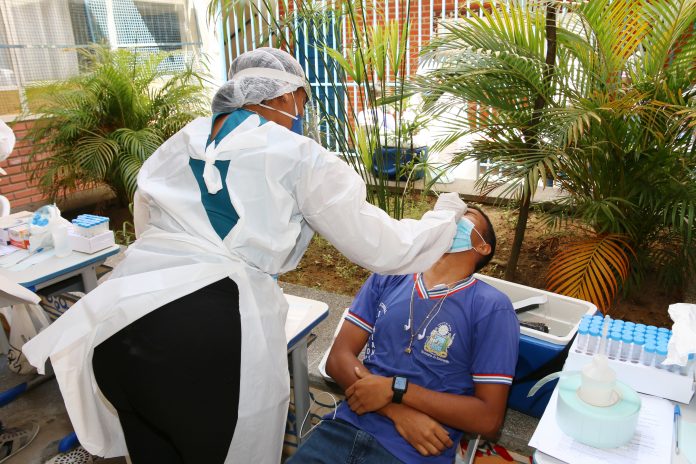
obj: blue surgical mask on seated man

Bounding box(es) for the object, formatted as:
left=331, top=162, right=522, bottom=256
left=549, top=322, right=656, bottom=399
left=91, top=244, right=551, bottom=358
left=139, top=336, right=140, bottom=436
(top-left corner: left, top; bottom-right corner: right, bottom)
left=448, top=217, right=486, bottom=253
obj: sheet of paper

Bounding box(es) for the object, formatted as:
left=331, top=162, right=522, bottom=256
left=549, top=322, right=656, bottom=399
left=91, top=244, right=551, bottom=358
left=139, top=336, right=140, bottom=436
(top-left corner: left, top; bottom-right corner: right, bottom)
left=530, top=389, right=674, bottom=464
left=8, top=248, right=55, bottom=271
left=0, top=248, right=30, bottom=267
left=0, top=245, right=19, bottom=257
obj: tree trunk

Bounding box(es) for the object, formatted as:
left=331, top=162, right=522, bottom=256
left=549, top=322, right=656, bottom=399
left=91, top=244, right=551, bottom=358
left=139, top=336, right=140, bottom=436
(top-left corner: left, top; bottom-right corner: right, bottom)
left=505, top=184, right=531, bottom=281
left=505, top=1, right=557, bottom=281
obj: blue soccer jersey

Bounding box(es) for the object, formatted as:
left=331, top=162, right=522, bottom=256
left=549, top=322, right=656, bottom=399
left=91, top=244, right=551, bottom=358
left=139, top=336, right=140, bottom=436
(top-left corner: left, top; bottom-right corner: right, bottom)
left=335, top=273, right=520, bottom=463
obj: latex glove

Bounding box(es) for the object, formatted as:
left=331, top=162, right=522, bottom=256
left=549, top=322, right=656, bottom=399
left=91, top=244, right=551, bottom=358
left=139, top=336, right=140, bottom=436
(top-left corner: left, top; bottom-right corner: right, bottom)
left=386, top=404, right=453, bottom=456
left=433, top=192, right=467, bottom=222
left=345, top=365, right=392, bottom=415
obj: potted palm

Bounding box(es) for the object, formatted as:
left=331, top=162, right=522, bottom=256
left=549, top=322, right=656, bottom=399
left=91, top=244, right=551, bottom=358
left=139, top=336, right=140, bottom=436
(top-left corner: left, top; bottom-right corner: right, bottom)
left=24, top=46, right=208, bottom=206
left=374, top=105, right=429, bottom=181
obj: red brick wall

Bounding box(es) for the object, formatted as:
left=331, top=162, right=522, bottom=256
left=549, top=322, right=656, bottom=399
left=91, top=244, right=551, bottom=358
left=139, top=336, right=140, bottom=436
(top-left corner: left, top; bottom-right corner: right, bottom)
left=0, top=119, right=51, bottom=211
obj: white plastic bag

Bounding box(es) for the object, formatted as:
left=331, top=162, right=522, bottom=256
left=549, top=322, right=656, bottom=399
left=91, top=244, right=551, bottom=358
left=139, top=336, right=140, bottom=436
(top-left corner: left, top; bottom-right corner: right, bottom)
left=7, top=303, right=51, bottom=374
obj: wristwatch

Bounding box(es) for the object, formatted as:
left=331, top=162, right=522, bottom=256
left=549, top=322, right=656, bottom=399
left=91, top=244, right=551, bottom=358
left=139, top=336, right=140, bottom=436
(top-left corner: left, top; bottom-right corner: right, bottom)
left=391, top=376, right=409, bottom=404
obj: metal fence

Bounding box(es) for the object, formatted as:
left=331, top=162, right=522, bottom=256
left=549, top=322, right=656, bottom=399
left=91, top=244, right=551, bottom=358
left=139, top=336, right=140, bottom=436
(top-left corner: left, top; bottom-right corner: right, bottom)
left=0, top=0, right=202, bottom=117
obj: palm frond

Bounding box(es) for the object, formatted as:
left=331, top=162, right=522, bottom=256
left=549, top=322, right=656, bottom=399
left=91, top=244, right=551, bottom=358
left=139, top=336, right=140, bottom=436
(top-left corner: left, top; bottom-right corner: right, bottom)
left=546, top=234, right=633, bottom=313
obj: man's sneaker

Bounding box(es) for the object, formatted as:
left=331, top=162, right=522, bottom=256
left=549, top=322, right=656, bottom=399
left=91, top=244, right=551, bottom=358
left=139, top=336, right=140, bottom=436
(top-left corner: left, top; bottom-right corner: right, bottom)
left=44, top=446, right=95, bottom=464
left=0, top=421, right=40, bottom=463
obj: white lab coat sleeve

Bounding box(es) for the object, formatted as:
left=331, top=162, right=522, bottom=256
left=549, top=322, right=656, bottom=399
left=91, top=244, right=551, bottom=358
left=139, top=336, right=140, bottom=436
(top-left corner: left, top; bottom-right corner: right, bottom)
left=132, top=189, right=151, bottom=239
left=296, top=143, right=457, bottom=275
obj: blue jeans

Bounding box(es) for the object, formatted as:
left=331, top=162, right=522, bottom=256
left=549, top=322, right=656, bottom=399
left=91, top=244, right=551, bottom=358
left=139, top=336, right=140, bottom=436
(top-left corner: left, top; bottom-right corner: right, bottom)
left=286, top=419, right=404, bottom=464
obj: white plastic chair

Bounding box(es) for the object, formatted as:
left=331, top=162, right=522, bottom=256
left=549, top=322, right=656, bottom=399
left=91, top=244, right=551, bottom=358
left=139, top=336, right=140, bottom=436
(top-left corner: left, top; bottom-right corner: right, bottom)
left=0, top=195, right=10, bottom=217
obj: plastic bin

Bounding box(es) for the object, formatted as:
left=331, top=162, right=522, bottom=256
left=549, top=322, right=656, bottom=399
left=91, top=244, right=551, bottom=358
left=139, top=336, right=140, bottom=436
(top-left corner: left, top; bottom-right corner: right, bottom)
left=475, top=274, right=597, bottom=417
left=372, top=146, right=428, bottom=180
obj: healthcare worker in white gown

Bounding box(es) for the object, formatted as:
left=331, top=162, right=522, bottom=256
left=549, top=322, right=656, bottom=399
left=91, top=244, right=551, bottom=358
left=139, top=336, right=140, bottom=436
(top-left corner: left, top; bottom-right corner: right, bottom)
left=23, top=48, right=466, bottom=464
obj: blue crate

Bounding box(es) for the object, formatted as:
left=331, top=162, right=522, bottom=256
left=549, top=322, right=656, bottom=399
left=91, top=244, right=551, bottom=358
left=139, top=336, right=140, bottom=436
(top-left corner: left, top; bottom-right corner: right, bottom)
left=372, top=146, right=428, bottom=181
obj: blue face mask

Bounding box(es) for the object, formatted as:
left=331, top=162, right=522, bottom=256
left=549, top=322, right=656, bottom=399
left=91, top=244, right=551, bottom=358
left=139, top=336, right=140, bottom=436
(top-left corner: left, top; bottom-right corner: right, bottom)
left=291, top=114, right=303, bottom=135
left=259, top=91, right=304, bottom=135
left=448, top=218, right=486, bottom=253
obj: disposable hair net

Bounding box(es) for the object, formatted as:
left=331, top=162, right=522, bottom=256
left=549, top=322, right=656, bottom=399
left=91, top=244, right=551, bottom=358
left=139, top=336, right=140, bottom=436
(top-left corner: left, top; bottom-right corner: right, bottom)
left=212, top=47, right=310, bottom=113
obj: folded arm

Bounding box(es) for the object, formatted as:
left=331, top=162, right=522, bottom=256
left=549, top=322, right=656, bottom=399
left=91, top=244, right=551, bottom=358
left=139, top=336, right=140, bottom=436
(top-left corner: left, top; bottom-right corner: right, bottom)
left=327, top=322, right=454, bottom=456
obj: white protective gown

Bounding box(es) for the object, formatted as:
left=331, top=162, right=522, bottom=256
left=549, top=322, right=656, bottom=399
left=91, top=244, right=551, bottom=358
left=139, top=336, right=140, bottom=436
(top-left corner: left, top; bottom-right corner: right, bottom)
left=23, top=114, right=457, bottom=462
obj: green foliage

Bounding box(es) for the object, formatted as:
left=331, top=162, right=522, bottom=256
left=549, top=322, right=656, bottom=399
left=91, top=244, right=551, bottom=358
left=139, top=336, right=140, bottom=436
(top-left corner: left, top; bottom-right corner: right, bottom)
left=24, top=47, right=208, bottom=205
left=420, top=0, right=696, bottom=293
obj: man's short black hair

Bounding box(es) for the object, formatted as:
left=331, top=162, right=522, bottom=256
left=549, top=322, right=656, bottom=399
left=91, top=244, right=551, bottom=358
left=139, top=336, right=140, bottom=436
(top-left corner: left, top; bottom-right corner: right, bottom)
left=468, top=204, right=496, bottom=272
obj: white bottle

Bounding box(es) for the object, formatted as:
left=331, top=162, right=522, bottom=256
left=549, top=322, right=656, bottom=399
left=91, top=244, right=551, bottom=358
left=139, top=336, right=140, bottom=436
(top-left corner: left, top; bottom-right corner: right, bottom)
left=52, top=225, right=72, bottom=258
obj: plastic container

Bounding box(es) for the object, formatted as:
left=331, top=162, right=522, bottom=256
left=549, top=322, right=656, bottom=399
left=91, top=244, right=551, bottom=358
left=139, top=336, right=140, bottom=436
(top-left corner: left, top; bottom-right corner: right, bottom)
left=474, top=274, right=597, bottom=418
left=52, top=225, right=72, bottom=258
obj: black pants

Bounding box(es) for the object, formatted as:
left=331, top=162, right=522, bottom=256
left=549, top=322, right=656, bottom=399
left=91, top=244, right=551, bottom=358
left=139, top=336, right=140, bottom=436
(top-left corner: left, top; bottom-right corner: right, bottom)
left=93, top=278, right=242, bottom=464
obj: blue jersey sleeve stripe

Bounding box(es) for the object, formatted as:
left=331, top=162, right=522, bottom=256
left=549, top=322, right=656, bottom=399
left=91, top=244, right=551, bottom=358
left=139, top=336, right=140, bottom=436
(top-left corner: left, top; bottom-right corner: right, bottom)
left=472, top=374, right=513, bottom=385
left=345, top=312, right=374, bottom=333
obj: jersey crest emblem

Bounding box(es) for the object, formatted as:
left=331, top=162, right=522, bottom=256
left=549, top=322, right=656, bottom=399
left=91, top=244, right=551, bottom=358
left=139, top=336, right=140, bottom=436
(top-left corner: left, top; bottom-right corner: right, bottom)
left=424, top=322, right=455, bottom=359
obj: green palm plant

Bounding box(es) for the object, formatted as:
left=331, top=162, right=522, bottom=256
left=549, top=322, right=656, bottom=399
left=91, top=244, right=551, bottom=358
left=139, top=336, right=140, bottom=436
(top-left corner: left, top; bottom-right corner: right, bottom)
left=25, top=47, right=208, bottom=206
left=418, top=0, right=696, bottom=311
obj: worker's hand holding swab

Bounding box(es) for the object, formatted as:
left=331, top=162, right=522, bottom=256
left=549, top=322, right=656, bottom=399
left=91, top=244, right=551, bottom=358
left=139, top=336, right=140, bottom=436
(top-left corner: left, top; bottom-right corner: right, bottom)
left=433, top=192, right=467, bottom=221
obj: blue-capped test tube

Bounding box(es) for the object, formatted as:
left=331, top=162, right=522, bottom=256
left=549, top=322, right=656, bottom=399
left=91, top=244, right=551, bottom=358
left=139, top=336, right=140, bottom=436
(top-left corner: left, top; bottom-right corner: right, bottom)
left=607, top=331, right=621, bottom=359
left=683, top=353, right=695, bottom=376
left=576, top=324, right=590, bottom=353
left=642, top=342, right=656, bottom=366
left=631, top=335, right=645, bottom=363
left=587, top=326, right=601, bottom=355
left=655, top=344, right=668, bottom=369
left=619, top=333, right=633, bottom=361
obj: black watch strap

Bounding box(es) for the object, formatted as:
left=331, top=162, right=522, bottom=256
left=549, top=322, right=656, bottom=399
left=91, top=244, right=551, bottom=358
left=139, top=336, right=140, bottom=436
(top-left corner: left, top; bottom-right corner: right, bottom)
left=391, top=376, right=408, bottom=404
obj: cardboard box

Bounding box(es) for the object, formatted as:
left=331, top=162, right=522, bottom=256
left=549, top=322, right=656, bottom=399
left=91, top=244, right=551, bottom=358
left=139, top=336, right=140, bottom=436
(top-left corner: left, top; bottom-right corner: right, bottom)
left=68, top=230, right=115, bottom=254
left=0, top=211, right=32, bottom=245
left=8, top=224, right=30, bottom=249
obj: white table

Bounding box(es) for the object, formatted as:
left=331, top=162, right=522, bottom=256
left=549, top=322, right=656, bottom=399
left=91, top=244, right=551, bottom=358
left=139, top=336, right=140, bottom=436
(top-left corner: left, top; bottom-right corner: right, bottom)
left=285, top=293, right=329, bottom=444
left=0, top=245, right=121, bottom=294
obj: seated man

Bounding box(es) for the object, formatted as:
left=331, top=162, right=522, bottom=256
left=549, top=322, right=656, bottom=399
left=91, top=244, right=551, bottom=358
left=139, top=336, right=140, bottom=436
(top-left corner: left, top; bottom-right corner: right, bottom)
left=288, top=205, right=520, bottom=463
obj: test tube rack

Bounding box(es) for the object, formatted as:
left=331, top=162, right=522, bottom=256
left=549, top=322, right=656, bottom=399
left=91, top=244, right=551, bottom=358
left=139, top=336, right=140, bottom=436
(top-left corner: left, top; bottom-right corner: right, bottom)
left=564, top=337, right=695, bottom=404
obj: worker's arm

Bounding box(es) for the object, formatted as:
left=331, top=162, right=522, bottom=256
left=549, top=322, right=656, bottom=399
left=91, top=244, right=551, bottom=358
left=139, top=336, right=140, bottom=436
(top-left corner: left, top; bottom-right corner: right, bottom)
left=295, top=141, right=460, bottom=275
left=328, top=321, right=454, bottom=456
left=346, top=368, right=509, bottom=437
